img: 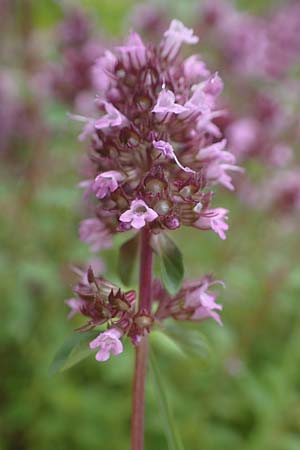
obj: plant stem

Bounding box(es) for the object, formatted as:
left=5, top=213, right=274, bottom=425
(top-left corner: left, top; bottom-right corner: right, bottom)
left=131, top=228, right=153, bottom=450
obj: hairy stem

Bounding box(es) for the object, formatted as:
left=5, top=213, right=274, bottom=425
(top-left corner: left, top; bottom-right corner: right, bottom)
left=131, top=228, right=153, bottom=450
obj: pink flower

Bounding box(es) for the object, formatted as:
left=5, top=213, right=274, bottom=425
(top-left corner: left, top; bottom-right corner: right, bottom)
left=65, top=298, right=86, bottom=319
left=184, top=86, right=212, bottom=115
left=92, top=51, right=117, bottom=93
left=89, top=328, right=123, bottom=362
left=226, top=118, right=260, bottom=157
left=203, top=72, right=223, bottom=97
left=95, top=102, right=127, bottom=130
left=185, top=280, right=223, bottom=325
left=194, top=208, right=229, bottom=240
left=93, top=170, right=124, bottom=199
left=196, top=139, right=243, bottom=190
left=153, top=140, right=195, bottom=173
left=161, top=19, right=199, bottom=60
left=79, top=218, right=112, bottom=252
left=119, top=199, right=158, bottom=229
left=152, top=88, right=187, bottom=115
left=117, top=32, right=147, bottom=70
left=183, top=55, right=210, bottom=83
left=69, top=113, right=96, bottom=141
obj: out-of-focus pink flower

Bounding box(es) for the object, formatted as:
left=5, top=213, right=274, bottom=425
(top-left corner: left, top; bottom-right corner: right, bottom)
left=152, top=88, right=187, bottom=115
left=92, top=51, right=118, bottom=93
left=89, top=328, right=123, bottom=362
left=93, top=170, right=124, bottom=199
left=194, top=208, right=229, bottom=240
left=161, top=19, right=199, bottom=60
left=79, top=218, right=112, bottom=252
left=183, top=55, right=210, bottom=83
left=269, top=144, right=293, bottom=168
left=119, top=199, right=158, bottom=229
left=226, top=118, right=260, bottom=157
left=65, top=298, right=86, bottom=319
left=204, top=72, right=224, bottom=97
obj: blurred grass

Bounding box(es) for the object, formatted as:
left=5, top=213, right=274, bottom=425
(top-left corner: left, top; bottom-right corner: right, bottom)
left=1, top=1, right=300, bottom=450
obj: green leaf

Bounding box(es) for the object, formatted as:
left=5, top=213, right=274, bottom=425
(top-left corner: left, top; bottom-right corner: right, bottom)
left=162, top=324, right=213, bottom=367
left=150, top=349, right=185, bottom=450
left=49, top=330, right=98, bottom=376
left=117, top=234, right=139, bottom=285
left=152, top=233, right=184, bottom=295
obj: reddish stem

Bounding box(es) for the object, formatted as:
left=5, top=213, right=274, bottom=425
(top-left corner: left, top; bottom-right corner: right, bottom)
left=138, top=228, right=153, bottom=313
left=131, top=228, right=153, bottom=450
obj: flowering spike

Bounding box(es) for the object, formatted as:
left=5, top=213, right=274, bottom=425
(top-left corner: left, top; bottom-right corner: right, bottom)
left=64, top=19, right=243, bottom=370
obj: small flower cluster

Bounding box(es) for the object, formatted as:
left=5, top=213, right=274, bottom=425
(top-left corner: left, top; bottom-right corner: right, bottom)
left=67, top=266, right=223, bottom=362
left=153, top=275, right=224, bottom=325
left=200, top=0, right=300, bottom=81
left=67, top=20, right=237, bottom=361
left=47, top=9, right=103, bottom=107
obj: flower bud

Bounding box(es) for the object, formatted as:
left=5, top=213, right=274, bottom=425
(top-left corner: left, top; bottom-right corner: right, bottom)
left=154, top=199, right=172, bottom=216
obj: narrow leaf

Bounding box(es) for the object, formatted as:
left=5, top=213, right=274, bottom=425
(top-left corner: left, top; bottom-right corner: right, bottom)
left=150, top=349, right=185, bottom=450
left=49, top=330, right=98, bottom=376
left=117, top=234, right=139, bottom=285
left=152, top=233, right=184, bottom=295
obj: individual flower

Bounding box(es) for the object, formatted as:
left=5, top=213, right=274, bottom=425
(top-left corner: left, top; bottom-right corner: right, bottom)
left=194, top=208, right=229, bottom=240
left=152, top=88, right=187, bottom=115
left=93, top=170, right=124, bottom=199
left=119, top=199, right=158, bottom=230
left=117, top=32, right=148, bottom=70
left=153, top=140, right=194, bottom=173
left=95, top=102, right=127, bottom=130
left=65, top=298, right=86, bottom=319
left=196, top=139, right=243, bottom=190
left=183, top=55, right=210, bottom=83
left=161, top=19, right=199, bottom=60
left=89, top=328, right=123, bottom=362
left=92, top=51, right=118, bottom=94
left=203, top=72, right=224, bottom=97
left=185, top=279, right=223, bottom=325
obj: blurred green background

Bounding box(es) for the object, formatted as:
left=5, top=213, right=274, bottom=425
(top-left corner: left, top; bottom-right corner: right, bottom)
left=1, top=1, right=300, bottom=449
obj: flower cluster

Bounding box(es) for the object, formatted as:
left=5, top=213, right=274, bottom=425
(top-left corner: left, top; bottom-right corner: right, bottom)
left=153, top=275, right=224, bottom=325
left=67, top=266, right=223, bottom=361
left=76, top=19, right=240, bottom=253
left=67, top=20, right=238, bottom=361
left=200, top=0, right=300, bottom=81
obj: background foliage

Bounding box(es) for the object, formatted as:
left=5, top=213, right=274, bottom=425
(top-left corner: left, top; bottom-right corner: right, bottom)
left=1, top=1, right=300, bottom=449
